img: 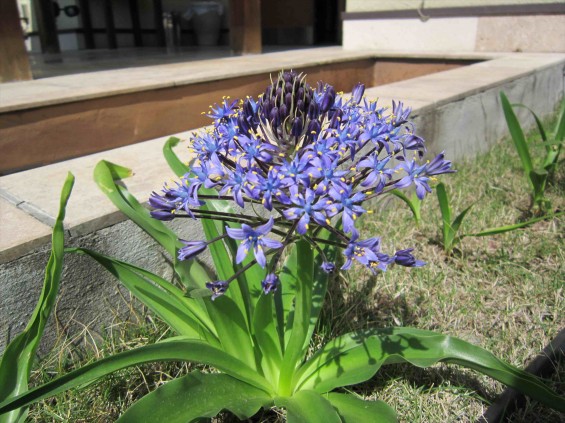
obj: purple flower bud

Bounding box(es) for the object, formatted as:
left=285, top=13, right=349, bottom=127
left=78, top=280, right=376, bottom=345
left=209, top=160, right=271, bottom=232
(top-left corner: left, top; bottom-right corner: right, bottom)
left=178, top=240, right=207, bottom=261
left=270, top=106, right=280, bottom=127
left=279, top=104, right=288, bottom=120
left=291, top=116, right=303, bottom=136
left=352, top=82, right=365, bottom=103
left=285, top=92, right=292, bottom=109
left=261, top=273, right=280, bottom=294
left=149, top=210, right=175, bottom=221
left=321, top=262, right=336, bottom=273
left=394, top=248, right=426, bottom=267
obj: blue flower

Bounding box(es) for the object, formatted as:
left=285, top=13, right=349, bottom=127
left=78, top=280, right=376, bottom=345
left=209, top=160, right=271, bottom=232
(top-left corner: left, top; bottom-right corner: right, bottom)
left=261, top=273, right=279, bottom=294
left=282, top=187, right=329, bottom=234
left=328, top=182, right=366, bottom=234
left=226, top=217, right=283, bottom=267
left=206, top=280, right=229, bottom=300
left=342, top=234, right=392, bottom=274
left=208, top=97, right=238, bottom=122
left=149, top=70, right=455, bottom=295
left=357, top=154, right=393, bottom=191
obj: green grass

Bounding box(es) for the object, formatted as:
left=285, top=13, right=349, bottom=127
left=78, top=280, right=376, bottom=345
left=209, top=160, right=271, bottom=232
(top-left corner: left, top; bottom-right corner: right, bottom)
left=27, top=121, right=564, bottom=422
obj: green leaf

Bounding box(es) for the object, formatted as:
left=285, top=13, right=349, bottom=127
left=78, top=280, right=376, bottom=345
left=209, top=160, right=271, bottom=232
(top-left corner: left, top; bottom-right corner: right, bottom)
left=253, top=293, right=283, bottom=384
left=553, top=97, right=565, bottom=143
left=451, top=204, right=473, bottom=235
left=511, top=103, right=548, bottom=144
left=305, top=232, right=340, bottom=350
left=436, top=183, right=454, bottom=251
left=93, top=160, right=211, bottom=288
left=117, top=371, right=272, bottom=422
left=205, top=296, right=257, bottom=371
left=162, top=136, right=190, bottom=177
left=466, top=211, right=564, bottom=237
left=275, top=390, right=341, bottom=423
left=278, top=240, right=314, bottom=396
left=500, top=92, right=534, bottom=183
left=66, top=247, right=218, bottom=345
left=391, top=189, right=422, bottom=223
left=294, top=327, right=565, bottom=412
left=0, top=340, right=274, bottom=415
left=326, top=393, right=397, bottom=423
left=0, top=173, right=74, bottom=423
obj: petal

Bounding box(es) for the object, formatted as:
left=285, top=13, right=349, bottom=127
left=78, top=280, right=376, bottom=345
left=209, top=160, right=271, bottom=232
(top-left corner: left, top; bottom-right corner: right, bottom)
left=262, top=237, right=283, bottom=249
left=226, top=226, right=246, bottom=240
left=235, top=243, right=249, bottom=264
left=256, top=217, right=275, bottom=235
left=254, top=245, right=267, bottom=268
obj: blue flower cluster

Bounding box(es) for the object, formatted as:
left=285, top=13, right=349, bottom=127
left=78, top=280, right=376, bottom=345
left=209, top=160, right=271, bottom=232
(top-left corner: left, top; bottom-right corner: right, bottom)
left=150, top=71, right=453, bottom=299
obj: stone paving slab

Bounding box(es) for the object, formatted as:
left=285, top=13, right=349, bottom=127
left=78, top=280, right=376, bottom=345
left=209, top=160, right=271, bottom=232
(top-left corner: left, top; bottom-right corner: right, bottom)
left=0, top=130, right=193, bottom=249
left=0, top=47, right=500, bottom=114
left=0, top=198, right=52, bottom=264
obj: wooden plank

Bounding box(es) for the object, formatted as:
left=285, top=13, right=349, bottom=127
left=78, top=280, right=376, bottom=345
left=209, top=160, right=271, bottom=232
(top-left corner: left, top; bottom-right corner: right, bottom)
left=229, top=0, right=261, bottom=54
left=0, top=0, right=32, bottom=82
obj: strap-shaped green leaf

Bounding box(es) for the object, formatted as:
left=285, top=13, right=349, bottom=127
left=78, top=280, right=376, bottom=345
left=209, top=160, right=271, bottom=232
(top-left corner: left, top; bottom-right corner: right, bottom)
left=465, top=210, right=564, bottom=238
left=275, top=390, right=341, bottom=423
left=326, top=392, right=397, bottom=423
left=294, top=327, right=565, bottom=412
left=253, top=293, right=283, bottom=383
left=117, top=371, right=272, bottom=422
left=390, top=189, right=422, bottom=223
left=205, top=296, right=257, bottom=371
left=93, top=160, right=211, bottom=288
left=66, top=247, right=218, bottom=345
left=163, top=136, right=190, bottom=178
left=500, top=92, right=534, bottom=183
left=435, top=183, right=454, bottom=251
left=0, top=173, right=74, bottom=423
left=0, top=339, right=274, bottom=416
left=278, top=240, right=314, bottom=396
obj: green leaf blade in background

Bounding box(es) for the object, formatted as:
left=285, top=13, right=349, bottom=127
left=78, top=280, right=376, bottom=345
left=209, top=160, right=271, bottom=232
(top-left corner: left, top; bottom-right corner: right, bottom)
left=436, top=182, right=454, bottom=251
left=0, top=172, right=74, bottom=423
left=500, top=92, right=534, bottom=188
left=117, top=371, right=272, bottom=423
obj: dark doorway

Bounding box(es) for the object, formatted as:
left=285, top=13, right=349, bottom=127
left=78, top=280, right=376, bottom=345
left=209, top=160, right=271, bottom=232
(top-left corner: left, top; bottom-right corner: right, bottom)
left=314, top=0, right=342, bottom=44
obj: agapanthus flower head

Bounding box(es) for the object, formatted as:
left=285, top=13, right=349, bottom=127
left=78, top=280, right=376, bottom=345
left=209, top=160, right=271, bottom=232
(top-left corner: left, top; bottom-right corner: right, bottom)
left=150, top=70, right=454, bottom=298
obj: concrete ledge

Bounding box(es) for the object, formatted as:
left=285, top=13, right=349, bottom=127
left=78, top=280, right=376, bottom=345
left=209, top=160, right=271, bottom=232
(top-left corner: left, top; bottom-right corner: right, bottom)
left=1, top=50, right=564, bottom=354
left=1, top=47, right=490, bottom=174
